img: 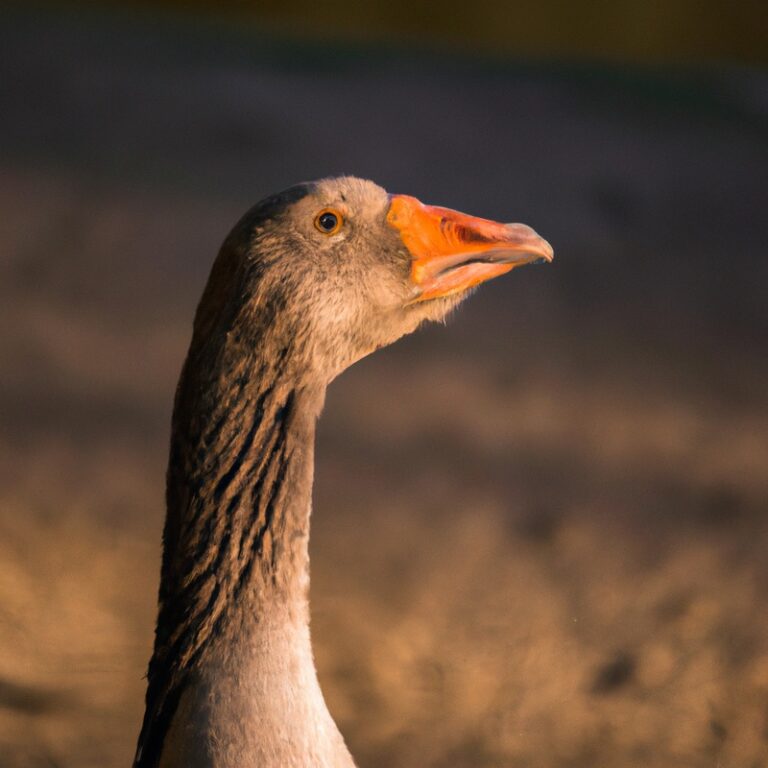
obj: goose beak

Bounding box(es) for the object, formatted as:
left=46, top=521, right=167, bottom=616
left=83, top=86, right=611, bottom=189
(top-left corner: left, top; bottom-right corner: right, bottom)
left=387, top=194, right=553, bottom=302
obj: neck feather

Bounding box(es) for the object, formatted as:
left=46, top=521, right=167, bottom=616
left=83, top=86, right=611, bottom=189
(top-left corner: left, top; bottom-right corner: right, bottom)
left=163, top=346, right=323, bottom=645
left=135, top=329, right=327, bottom=767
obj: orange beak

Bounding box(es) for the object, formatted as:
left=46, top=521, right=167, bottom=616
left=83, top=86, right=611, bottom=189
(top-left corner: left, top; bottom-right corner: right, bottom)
left=387, top=194, right=554, bottom=302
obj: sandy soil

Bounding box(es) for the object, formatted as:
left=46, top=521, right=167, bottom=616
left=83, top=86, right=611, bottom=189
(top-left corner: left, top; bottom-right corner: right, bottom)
left=1, top=8, right=767, bottom=767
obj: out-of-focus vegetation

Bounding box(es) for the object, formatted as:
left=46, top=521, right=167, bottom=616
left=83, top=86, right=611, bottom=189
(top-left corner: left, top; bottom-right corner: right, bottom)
left=47, top=0, right=768, bottom=65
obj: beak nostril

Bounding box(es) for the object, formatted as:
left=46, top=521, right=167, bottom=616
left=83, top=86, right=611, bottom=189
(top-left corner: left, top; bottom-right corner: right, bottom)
left=455, top=224, right=494, bottom=244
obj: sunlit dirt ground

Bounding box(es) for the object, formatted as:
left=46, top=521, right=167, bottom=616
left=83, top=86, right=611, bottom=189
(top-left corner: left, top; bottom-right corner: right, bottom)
left=1, top=9, right=767, bottom=767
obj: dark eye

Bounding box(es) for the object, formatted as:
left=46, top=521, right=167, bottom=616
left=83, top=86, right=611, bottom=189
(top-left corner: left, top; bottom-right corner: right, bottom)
left=314, top=208, right=343, bottom=235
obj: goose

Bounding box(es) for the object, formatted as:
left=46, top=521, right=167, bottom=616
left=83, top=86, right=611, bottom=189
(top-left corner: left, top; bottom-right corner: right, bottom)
left=133, top=176, right=553, bottom=768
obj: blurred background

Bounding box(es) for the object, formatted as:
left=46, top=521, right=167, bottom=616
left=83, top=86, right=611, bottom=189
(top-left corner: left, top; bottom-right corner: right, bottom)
left=1, top=1, right=767, bottom=766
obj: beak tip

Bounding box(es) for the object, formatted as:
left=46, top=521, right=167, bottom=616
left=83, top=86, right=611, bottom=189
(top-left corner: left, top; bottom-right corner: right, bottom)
left=503, top=223, right=553, bottom=264
left=520, top=240, right=554, bottom=267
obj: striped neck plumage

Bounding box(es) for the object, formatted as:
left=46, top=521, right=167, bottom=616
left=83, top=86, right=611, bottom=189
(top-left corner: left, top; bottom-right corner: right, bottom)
left=165, top=346, right=323, bottom=628
left=135, top=338, right=326, bottom=767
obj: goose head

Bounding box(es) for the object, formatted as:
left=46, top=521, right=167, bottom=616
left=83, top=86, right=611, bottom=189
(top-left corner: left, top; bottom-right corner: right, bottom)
left=198, top=176, right=553, bottom=384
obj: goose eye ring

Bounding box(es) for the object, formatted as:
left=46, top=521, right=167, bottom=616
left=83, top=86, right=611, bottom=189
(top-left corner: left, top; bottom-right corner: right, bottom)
left=314, top=208, right=343, bottom=235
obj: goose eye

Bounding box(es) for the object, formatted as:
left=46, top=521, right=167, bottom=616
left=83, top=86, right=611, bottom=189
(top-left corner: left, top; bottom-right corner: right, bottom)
left=314, top=209, right=343, bottom=235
